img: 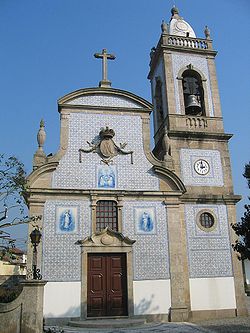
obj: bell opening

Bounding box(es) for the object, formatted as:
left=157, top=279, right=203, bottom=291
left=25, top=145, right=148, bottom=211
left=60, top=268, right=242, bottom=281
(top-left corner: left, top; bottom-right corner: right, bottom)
left=185, top=94, right=202, bottom=116
left=182, top=69, right=205, bottom=116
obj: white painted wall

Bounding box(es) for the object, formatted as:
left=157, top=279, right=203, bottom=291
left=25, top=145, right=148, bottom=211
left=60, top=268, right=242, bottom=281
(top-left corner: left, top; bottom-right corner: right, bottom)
left=0, top=261, right=26, bottom=275
left=244, top=260, right=250, bottom=284
left=189, top=277, right=236, bottom=311
left=44, top=282, right=81, bottom=318
left=133, top=280, right=171, bottom=315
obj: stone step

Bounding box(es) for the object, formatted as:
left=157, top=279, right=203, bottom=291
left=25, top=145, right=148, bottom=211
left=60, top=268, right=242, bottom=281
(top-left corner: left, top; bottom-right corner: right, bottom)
left=68, top=318, right=146, bottom=329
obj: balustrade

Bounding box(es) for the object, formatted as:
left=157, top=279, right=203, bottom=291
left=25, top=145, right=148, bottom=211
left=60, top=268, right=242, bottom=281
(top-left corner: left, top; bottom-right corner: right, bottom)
left=186, top=117, right=208, bottom=129
left=166, top=35, right=209, bottom=50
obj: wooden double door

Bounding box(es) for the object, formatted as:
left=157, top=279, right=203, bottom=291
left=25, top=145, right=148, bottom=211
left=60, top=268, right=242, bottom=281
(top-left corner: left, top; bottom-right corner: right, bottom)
left=87, top=253, right=128, bottom=317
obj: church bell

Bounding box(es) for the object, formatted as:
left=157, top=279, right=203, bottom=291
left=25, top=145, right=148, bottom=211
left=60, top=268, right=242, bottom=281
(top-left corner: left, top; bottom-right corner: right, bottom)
left=185, top=94, right=201, bottom=115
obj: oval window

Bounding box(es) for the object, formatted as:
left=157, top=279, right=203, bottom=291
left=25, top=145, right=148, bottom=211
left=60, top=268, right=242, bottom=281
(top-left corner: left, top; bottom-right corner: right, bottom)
left=199, top=212, right=214, bottom=229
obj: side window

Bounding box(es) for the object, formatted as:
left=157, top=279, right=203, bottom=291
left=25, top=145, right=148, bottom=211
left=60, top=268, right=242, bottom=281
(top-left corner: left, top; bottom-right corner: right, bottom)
left=154, top=77, right=164, bottom=124
left=182, top=69, right=205, bottom=116
left=196, top=210, right=217, bottom=232
left=96, top=200, right=118, bottom=232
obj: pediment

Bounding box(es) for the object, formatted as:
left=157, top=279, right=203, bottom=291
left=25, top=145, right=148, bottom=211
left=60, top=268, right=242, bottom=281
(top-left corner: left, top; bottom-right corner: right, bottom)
left=75, top=228, right=135, bottom=247
left=58, top=87, right=152, bottom=110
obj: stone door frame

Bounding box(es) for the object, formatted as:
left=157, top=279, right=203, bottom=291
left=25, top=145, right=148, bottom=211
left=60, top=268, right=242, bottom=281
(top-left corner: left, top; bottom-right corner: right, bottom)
left=78, top=228, right=135, bottom=319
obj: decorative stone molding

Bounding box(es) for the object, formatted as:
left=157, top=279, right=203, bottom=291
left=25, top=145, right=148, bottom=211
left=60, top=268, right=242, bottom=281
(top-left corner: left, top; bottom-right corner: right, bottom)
left=58, top=87, right=152, bottom=110
left=77, top=228, right=135, bottom=319
left=33, top=120, right=47, bottom=168
left=186, top=117, right=208, bottom=129
left=76, top=227, right=136, bottom=247
left=79, top=126, right=134, bottom=165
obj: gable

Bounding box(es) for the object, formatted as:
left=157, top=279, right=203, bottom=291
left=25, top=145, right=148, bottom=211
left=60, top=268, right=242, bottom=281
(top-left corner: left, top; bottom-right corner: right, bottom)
left=58, top=87, right=152, bottom=110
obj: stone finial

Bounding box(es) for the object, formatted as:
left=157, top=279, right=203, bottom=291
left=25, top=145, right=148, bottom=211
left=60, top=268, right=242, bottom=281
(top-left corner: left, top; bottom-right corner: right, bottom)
left=161, top=20, right=168, bottom=33
left=204, top=25, right=211, bottom=39
left=150, top=47, right=156, bottom=59
left=37, top=119, right=46, bottom=150
left=33, top=119, right=46, bottom=169
left=171, top=5, right=179, bottom=17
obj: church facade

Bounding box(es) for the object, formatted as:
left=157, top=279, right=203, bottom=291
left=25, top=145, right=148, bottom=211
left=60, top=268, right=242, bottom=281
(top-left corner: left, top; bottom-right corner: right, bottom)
left=26, top=7, right=247, bottom=323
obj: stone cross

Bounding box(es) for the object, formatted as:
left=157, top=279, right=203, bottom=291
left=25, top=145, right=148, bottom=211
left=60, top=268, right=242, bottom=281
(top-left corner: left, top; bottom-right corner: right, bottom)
left=94, top=49, right=116, bottom=88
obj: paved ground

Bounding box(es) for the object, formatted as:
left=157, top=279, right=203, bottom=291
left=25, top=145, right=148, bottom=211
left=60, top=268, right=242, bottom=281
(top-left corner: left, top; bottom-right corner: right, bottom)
left=45, top=296, right=250, bottom=333
left=193, top=295, right=250, bottom=333
left=45, top=323, right=213, bottom=333
left=196, top=317, right=250, bottom=333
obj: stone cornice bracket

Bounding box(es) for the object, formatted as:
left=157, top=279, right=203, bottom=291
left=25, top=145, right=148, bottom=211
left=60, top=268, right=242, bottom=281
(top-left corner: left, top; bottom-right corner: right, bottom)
left=33, top=119, right=47, bottom=169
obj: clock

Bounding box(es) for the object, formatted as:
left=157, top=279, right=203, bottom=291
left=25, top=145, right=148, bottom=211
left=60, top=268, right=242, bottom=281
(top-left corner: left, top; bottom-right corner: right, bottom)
left=176, top=21, right=188, bottom=32
left=194, top=159, right=210, bottom=175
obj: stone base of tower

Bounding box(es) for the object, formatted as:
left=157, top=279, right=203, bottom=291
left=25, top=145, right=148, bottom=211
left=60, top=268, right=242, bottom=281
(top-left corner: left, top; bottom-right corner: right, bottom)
left=169, top=306, right=189, bottom=322
left=190, top=309, right=238, bottom=321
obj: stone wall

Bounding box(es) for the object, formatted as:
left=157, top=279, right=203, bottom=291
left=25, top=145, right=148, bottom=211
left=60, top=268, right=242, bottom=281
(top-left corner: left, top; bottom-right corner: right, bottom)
left=0, top=280, right=46, bottom=333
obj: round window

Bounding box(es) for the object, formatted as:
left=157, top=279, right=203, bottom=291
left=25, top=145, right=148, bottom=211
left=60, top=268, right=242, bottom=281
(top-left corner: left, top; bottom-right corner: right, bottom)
left=199, top=212, right=214, bottom=229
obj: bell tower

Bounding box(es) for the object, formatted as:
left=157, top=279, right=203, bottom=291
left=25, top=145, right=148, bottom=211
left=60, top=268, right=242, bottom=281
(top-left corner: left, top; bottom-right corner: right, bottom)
left=148, top=6, right=227, bottom=186
left=148, top=6, right=247, bottom=319
left=148, top=6, right=223, bottom=158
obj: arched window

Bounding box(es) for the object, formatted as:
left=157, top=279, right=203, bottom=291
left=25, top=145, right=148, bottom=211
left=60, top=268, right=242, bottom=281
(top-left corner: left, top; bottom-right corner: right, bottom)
left=182, top=70, right=205, bottom=116
left=96, top=200, right=118, bottom=232
left=154, top=77, right=164, bottom=124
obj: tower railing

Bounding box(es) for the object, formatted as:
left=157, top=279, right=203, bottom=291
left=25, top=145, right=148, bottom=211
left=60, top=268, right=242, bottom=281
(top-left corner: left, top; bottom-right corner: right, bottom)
left=162, top=34, right=213, bottom=51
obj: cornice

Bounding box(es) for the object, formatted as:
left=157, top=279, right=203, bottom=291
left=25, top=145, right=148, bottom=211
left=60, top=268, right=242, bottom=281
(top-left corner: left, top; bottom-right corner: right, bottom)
left=181, top=194, right=241, bottom=204
left=168, top=130, right=233, bottom=141
left=58, top=87, right=152, bottom=110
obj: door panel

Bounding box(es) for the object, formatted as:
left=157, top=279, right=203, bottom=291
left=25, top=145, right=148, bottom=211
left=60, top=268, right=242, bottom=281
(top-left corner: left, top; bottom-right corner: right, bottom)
left=87, top=255, right=106, bottom=316
left=87, top=253, right=128, bottom=317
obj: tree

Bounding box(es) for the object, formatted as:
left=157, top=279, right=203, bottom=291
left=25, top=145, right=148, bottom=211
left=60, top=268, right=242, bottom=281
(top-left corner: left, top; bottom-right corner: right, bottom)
left=0, top=154, right=42, bottom=250
left=0, top=154, right=27, bottom=222
left=231, top=161, right=250, bottom=260
left=0, top=154, right=28, bottom=248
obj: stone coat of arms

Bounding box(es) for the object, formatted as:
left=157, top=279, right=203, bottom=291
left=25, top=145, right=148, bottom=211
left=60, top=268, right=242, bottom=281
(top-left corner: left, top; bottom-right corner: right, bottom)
left=79, top=126, right=133, bottom=165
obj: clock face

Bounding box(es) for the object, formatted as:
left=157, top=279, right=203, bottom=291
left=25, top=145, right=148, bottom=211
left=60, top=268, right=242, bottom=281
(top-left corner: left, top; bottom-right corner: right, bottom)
left=194, top=159, right=210, bottom=175
left=176, top=21, right=188, bottom=31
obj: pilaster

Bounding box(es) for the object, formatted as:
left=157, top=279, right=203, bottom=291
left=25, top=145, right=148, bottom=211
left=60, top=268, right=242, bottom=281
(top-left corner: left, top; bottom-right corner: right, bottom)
left=206, top=57, right=223, bottom=118
left=27, top=203, right=45, bottom=275
left=165, top=200, right=190, bottom=321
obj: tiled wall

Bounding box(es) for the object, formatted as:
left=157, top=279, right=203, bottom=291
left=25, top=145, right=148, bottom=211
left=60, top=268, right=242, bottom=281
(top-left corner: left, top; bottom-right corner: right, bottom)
left=185, top=204, right=233, bottom=278
left=123, top=200, right=170, bottom=280
left=42, top=199, right=170, bottom=281
left=180, top=149, right=224, bottom=187
left=52, top=112, right=159, bottom=191
left=66, top=94, right=142, bottom=108
left=42, top=200, right=91, bottom=281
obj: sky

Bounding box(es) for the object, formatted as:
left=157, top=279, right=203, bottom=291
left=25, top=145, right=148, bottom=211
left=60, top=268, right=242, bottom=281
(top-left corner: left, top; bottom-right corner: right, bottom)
left=0, top=0, right=249, bottom=249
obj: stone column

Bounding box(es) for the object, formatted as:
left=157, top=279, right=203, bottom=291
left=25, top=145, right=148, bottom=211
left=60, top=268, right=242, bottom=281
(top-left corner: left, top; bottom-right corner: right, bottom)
left=227, top=203, right=248, bottom=316
left=166, top=201, right=191, bottom=321
left=90, top=194, right=97, bottom=232
left=117, top=195, right=124, bottom=232
left=20, top=280, right=47, bottom=333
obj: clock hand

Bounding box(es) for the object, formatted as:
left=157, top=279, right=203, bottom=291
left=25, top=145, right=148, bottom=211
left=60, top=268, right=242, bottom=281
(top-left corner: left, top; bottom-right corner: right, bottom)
left=200, top=161, right=205, bottom=169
